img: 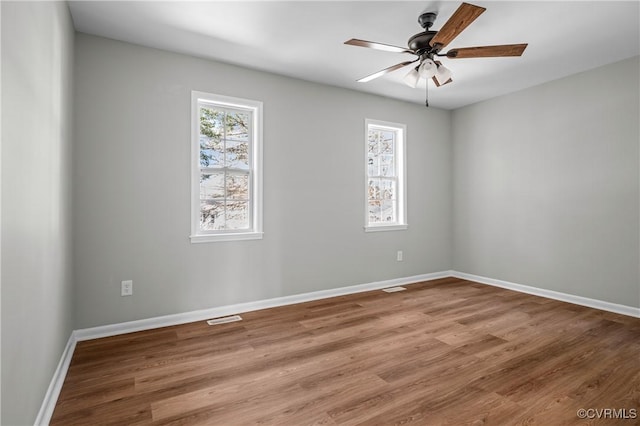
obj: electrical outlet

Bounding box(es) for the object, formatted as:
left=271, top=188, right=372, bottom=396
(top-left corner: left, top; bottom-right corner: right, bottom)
left=121, top=280, right=133, bottom=296
left=397, top=250, right=403, bottom=261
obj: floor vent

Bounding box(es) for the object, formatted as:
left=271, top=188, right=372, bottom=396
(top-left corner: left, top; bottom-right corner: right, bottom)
left=206, top=315, right=243, bottom=325
left=382, top=286, right=407, bottom=293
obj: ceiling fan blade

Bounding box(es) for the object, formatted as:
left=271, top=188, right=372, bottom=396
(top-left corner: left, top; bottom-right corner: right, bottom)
left=432, top=76, right=453, bottom=87
left=344, top=38, right=414, bottom=54
left=446, top=43, right=528, bottom=58
left=429, top=3, right=486, bottom=50
left=357, top=60, right=418, bottom=83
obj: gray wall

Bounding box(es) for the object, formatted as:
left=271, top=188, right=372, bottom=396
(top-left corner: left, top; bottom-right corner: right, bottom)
left=1, top=2, right=75, bottom=425
left=73, top=34, right=452, bottom=328
left=452, top=56, right=640, bottom=308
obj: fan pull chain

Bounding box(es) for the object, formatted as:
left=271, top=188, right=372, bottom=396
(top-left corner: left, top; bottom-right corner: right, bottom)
left=425, top=81, right=429, bottom=107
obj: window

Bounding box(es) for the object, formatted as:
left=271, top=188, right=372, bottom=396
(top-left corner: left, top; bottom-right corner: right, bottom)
left=191, top=91, right=263, bottom=243
left=365, top=119, right=407, bottom=231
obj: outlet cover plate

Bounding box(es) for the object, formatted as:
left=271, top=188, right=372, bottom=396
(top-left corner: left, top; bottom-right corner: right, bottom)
left=121, top=280, right=133, bottom=296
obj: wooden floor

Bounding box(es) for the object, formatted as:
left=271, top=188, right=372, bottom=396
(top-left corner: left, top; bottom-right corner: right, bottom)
left=52, top=277, right=640, bottom=425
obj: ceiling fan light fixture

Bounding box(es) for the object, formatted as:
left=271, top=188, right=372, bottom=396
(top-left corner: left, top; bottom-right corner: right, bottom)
left=344, top=2, right=528, bottom=105
left=434, top=64, right=453, bottom=85
left=403, top=67, right=420, bottom=88
left=418, top=58, right=437, bottom=79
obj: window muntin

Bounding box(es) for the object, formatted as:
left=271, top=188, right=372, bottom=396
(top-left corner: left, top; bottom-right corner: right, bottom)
left=365, top=119, right=407, bottom=231
left=191, top=92, right=263, bottom=242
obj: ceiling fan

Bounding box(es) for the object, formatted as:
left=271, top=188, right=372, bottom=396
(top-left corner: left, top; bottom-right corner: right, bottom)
left=344, top=2, right=528, bottom=106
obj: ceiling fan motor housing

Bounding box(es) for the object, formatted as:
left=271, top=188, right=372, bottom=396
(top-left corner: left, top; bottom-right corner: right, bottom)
left=408, top=30, right=437, bottom=53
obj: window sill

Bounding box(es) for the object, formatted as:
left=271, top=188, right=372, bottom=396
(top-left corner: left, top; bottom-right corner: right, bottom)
left=364, top=224, right=408, bottom=233
left=190, top=232, right=263, bottom=243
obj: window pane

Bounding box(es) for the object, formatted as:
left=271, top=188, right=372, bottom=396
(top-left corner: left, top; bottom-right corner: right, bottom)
left=226, top=111, right=250, bottom=142
left=368, top=179, right=380, bottom=200
left=368, top=129, right=380, bottom=153
left=226, top=139, right=250, bottom=170
left=200, top=173, right=225, bottom=199
left=380, top=200, right=396, bottom=223
left=200, top=107, right=224, bottom=167
left=379, top=155, right=394, bottom=177
left=200, top=147, right=223, bottom=168
left=368, top=201, right=381, bottom=223
left=226, top=173, right=249, bottom=200
left=200, top=200, right=225, bottom=230
left=200, top=108, right=224, bottom=147
left=368, top=154, right=379, bottom=176
left=199, top=133, right=223, bottom=151
left=380, top=131, right=394, bottom=155
left=380, top=179, right=395, bottom=200
left=225, top=201, right=249, bottom=229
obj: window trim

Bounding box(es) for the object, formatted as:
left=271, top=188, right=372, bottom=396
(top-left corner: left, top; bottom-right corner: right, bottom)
left=190, top=91, right=263, bottom=243
left=364, top=118, right=408, bottom=232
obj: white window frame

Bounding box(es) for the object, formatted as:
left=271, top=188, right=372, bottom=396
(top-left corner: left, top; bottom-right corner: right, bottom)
left=364, top=119, right=407, bottom=232
left=190, top=91, right=263, bottom=243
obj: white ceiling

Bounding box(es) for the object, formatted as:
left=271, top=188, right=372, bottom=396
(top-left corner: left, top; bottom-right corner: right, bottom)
left=69, top=1, right=640, bottom=110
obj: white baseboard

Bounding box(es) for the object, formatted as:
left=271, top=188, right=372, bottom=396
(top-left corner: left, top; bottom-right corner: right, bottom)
left=34, top=332, right=77, bottom=426
left=451, top=271, right=640, bottom=318
left=74, top=271, right=453, bottom=341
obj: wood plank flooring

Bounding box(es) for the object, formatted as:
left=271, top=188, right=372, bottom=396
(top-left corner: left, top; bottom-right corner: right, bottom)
left=51, top=277, right=640, bottom=425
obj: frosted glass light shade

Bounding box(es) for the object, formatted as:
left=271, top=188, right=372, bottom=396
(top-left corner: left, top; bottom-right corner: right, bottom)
left=403, top=67, right=420, bottom=88
left=418, top=59, right=437, bottom=78
left=434, top=64, right=453, bottom=85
